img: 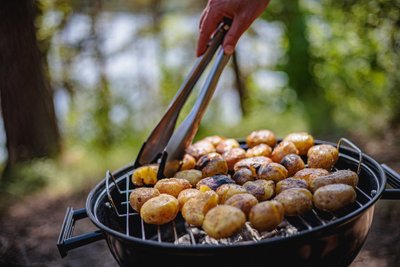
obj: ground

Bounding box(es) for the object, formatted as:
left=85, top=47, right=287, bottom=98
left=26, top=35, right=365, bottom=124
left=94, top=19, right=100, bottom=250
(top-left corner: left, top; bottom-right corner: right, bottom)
left=0, top=131, right=399, bottom=267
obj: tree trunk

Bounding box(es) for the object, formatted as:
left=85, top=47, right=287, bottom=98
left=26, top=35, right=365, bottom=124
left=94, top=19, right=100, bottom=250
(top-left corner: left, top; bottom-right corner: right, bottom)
left=0, top=0, right=61, bottom=176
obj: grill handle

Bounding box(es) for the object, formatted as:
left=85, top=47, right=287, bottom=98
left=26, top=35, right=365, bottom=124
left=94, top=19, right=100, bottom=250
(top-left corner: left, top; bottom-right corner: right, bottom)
left=57, top=207, right=104, bottom=257
left=381, top=164, right=400, bottom=200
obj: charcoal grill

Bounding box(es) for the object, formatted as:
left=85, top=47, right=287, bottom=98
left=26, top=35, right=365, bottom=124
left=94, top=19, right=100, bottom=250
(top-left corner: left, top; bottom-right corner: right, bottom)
left=57, top=138, right=400, bottom=267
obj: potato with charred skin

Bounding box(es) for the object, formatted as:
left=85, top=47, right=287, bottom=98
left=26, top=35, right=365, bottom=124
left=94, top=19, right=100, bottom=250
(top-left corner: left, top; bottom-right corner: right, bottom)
left=186, top=140, right=215, bottom=159
left=283, top=132, right=314, bottom=156
left=216, top=138, right=240, bottom=154
left=225, top=193, right=258, bottom=218
left=274, top=188, right=313, bottom=216
left=181, top=190, right=219, bottom=226
left=271, top=141, right=299, bottom=163
left=249, top=200, right=284, bottom=232
left=243, top=179, right=275, bottom=201
left=245, top=143, right=272, bottom=158
left=275, top=178, right=308, bottom=195
left=202, top=205, right=246, bottom=239
left=196, top=174, right=236, bottom=191
left=310, top=169, right=359, bottom=193
left=196, top=152, right=228, bottom=177
left=307, top=144, right=339, bottom=171
left=177, top=188, right=201, bottom=210
left=293, top=168, right=330, bottom=186
left=258, top=162, right=288, bottom=183
left=131, top=164, right=159, bottom=186
left=129, top=187, right=160, bottom=213
left=223, top=147, right=247, bottom=171
left=233, top=156, right=272, bottom=172
left=216, top=184, right=247, bottom=204
left=313, top=184, right=356, bottom=212
left=180, top=154, right=197, bottom=171
left=246, top=129, right=277, bottom=148
left=154, top=178, right=192, bottom=198
left=174, top=169, right=203, bottom=187
left=140, top=194, right=179, bottom=225
left=202, top=135, right=225, bottom=148
left=232, top=166, right=256, bottom=185
left=280, top=154, right=305, bottom=177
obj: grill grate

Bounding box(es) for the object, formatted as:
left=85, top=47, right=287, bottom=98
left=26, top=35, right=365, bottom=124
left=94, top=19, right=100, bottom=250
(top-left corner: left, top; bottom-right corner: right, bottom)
left=103, top=138, right=372, bottom=245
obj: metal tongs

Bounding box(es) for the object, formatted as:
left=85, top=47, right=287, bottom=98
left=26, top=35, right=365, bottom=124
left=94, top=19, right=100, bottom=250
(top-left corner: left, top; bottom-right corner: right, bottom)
left=134, top=19, right=232, bottom=178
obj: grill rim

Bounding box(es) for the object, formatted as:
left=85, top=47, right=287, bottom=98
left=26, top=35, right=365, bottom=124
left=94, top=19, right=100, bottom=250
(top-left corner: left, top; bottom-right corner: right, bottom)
left=86, top=139, right=386, bottom=250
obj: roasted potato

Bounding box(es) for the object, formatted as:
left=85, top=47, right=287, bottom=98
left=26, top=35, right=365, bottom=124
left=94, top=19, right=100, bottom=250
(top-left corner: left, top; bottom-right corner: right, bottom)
left=202, top=135, right=225, bottom=148
left=243, top=179, right=275, bottom=201
left=280, top=154, right=305, bottom=177
left=271, top=141, right=299, bottom=163
left=274, top=188, right=313, bottom=216
left=174, top=169, right=203, bottom=187
left=246, top=129, right=277, bottom=148
left=154, top=178, right=192, bottom=198
left=216, top=184, right=247, bottom=203
left=131, top=164, right=159, bottom=186
left=196, top=152, right=228, bottom=177
left=222, top=147, right=247, bottom=171
left=180, top=154, right=196, bottom=171
left=225, top=193, right=259, bottom=218
left=186, top=140, right=216, bottom=159
left=245, top=143, right=272, bottom=158
left=283, top=132, right=314, bottom=156
left=177, top=188, right=201, bottom=210
left=307, top=144, right=339, bottom=171
left=258, top=162, right=288, bottom=183
left=140, top=194, right=179, bottom=225
left=313, top=184, right=356, bottom=212
left=293, top=168, right=330, bottom=186
left=196, top=174, right=236, bottom=191
left=232, top=166, right=257, bottom=185
left=129, top=187, right=160, bottom=213
left=202, top=205, right=246, bottom=239
left=275, top=178, right=308, bottom=195
left=310, top=169, right=359, bottom=192
left=181, top=190, right=219, bottom=226
left=233, top=156, right=272, bottom=172
left=249, top=200, right=284, bottom=232
left=216, top=138, right=240, bottom=154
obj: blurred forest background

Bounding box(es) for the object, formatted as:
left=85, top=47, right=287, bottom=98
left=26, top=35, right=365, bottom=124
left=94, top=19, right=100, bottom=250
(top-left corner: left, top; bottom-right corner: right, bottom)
left=0, top=0, right=399, bottom=266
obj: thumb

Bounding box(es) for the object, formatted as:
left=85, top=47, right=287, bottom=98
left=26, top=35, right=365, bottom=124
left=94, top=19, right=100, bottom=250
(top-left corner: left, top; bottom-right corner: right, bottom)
left=222, top=17, right=248, bottom=55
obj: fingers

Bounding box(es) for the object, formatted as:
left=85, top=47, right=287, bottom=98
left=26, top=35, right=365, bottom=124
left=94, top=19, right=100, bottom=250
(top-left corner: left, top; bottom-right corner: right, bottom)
left=196, top=10, right=223, bottom=57
left=222, top=16, right=249, bottom=55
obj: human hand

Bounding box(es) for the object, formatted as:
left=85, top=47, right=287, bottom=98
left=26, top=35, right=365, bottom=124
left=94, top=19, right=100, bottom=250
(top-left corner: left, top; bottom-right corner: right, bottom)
left=196, top=0, right=270, bottom=57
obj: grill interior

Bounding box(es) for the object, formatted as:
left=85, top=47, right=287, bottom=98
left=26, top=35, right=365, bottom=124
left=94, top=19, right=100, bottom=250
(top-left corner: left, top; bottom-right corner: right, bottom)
left=96, top=140, right=378, bottom=246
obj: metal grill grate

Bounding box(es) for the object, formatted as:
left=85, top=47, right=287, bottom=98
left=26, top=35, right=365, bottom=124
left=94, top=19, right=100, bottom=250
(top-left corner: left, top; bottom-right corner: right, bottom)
left=103, top=138, right=372, bottom=245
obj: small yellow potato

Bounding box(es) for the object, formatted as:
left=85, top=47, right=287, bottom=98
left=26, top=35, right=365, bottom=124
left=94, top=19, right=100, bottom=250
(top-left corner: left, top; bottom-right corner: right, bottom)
left=280, top=154, right=305, bottom=177
left=181, top=190, right=219, bottom=227
left=131, top=164, right=159, bottom=186
left=174, top=169, right=203, bottom=187
left=222, top=147, right=247, bottom=171
left=243, top=179, right=275, bottom=201
left=246, top=129, right=277, bottom=148
left=216, top=138, right=240, bottom=154
left=196, top=152, right=228, bottom=177
left=313, top=184, right=357, bottom=212
left=177, top=188, right=201, bottom=210
left=249, top=200, right=284, bottom=232
left=283, top=132, right=314, bottom=156
left=293, top=168, right=330, bottom=186
left=307, top=144, right=339, bottom=171
left=245, top=143, right=272, bottom=158
left=274, top=188, right=313, bottom=216
left=154, top=178, right=192, bottom=198
left=196, top=174, right=236, bottom=191
left=202, top=135, right=226, bottom=148
left=258, top=162, right=288, bottom=183
left=232, top=167, right=256, bottom=185
left=310, top=170, right=359, bottom=193
left=216, top=184, right=247, bottom=204
left=275, top=178, right=308, bottom=195
left=233, top=156, right=272, bottom=172
left=271, top=141, right=299, bottom=163
left=129, top=187, right=160, bottom=213
left=225, top=193, right=259, bottom=218
left=202, top=205, right=246, bottom=239
left=140, top=194, right=179, bottom=225
left=180, top=154, right=196, bottom=171
left=186, top=140, right=216, bottom=159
